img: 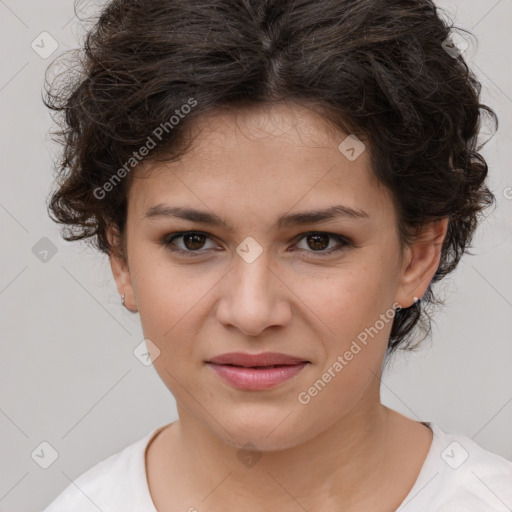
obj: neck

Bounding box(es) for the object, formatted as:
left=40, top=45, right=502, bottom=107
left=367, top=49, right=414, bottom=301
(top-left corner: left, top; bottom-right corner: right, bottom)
left=172, top=391, right=395, bottom=510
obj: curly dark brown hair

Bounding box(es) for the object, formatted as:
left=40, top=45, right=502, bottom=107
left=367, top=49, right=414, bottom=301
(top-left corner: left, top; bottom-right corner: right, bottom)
left=44, top=0, right=497, bottom=357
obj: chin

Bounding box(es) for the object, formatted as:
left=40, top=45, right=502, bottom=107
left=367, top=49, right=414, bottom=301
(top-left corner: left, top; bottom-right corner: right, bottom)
left=211, top=409, right=311, bottom=452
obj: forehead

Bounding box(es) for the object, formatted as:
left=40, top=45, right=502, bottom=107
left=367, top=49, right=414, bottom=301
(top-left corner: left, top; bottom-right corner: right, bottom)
left=127, top=102, right=394, bottom=227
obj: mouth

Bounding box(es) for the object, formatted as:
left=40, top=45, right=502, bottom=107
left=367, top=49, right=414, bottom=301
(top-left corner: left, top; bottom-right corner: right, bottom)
left=205, top=352, right=310, bottom=390
left=206, top=351, right=310, bottom=367
left=216, top=363, right=301, bottom=369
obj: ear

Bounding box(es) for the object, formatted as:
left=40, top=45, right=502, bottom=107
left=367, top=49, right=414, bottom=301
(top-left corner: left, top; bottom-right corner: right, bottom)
left=106, top=225, right=137, bottom=312
left=395, top=218, right=449, bottom=308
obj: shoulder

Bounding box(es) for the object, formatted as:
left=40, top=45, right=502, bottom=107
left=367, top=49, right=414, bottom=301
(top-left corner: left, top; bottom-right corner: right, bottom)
left=41, top=427, right=162, bottom=512
left=438, top=428, right=512, bottom=511
left=412, top=422, right=512, bottom=512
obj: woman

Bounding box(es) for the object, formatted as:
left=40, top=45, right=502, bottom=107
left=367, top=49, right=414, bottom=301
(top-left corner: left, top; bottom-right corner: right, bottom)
left=42, top=0, right=512, bottom=510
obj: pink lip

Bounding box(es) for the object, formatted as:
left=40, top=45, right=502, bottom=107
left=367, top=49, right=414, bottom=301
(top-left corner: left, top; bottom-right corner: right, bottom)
left=206, top=352, right=310, bottom=390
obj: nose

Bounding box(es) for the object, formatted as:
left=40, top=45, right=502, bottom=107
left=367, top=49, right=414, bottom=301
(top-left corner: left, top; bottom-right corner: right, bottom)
left=216, top=251, right=293, bottom=337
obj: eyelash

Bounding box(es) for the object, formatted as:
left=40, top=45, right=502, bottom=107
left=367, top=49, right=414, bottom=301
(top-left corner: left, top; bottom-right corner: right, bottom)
left=161, top=231, right=352, bottom=258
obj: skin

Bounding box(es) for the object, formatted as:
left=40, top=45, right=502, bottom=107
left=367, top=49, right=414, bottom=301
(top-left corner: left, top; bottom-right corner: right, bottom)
left=108, top=101, right=448, bottom=512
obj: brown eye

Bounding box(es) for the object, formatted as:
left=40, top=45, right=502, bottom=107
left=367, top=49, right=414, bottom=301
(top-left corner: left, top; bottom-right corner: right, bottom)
left=163, top=231, right=217, bottom=254
left=294, top=232, right=351, bottom=256
left=182, top=233, right=207, bottom=250
left=305, top=233, right=330, bottom=251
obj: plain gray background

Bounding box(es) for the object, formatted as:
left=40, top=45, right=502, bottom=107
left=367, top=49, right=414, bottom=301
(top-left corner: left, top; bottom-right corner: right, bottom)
left=1, top=1, right=511, bottom=511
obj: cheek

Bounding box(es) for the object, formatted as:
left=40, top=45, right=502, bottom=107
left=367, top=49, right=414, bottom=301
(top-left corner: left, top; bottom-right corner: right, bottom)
left=131, top=246, right=211, bottom=322
left=303, top=254, right=399, bottom=390
left=307, top=262, right=394, bottom=337
left=297, top=272, right=392, bottom=415
left=130, top=254, right=224, bottom=370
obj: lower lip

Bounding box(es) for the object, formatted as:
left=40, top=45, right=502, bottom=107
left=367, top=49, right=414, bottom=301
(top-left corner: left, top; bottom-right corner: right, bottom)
left=206, top=362, right=308, bottom=390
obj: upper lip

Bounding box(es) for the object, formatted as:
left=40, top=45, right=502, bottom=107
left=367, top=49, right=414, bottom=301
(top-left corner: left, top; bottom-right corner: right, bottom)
left=207, top=352, right=309, bottom=367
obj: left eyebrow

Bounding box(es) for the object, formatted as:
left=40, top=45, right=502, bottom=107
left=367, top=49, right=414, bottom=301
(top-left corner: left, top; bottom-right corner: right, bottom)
left=276, top=205, right=369, bottom=228
left=143, top=204, right=369, bottom=231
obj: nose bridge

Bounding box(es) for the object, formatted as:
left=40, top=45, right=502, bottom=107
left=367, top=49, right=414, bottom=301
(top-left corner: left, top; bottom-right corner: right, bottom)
left=234, top=246, right=274, bottom=300
left=233, top=234, right=273, bottom=288
left=217, top=241, right=291, bottom=336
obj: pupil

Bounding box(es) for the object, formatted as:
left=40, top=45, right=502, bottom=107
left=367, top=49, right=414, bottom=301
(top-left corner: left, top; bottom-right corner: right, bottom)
left=308, top=234, right=329, bottom=251
left=184, top=234, right=205, bottom=250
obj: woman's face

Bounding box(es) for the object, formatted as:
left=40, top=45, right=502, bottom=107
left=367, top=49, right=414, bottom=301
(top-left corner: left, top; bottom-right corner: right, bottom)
left=110, top=102, right=441, bottom=450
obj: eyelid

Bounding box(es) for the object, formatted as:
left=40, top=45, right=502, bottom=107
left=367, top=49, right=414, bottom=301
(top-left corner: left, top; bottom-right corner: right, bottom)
left=162, top=231, right=220, bottom=253
left=161, top=230, right=353, bottom=257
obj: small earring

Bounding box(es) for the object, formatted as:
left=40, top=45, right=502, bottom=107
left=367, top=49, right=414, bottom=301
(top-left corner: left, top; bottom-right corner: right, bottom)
left=121, top=294, right=126, bottom=306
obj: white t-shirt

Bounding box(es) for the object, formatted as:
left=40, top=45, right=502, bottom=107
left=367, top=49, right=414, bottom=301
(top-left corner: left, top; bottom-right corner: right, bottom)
left=41, top=421, right=512, bottom=512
